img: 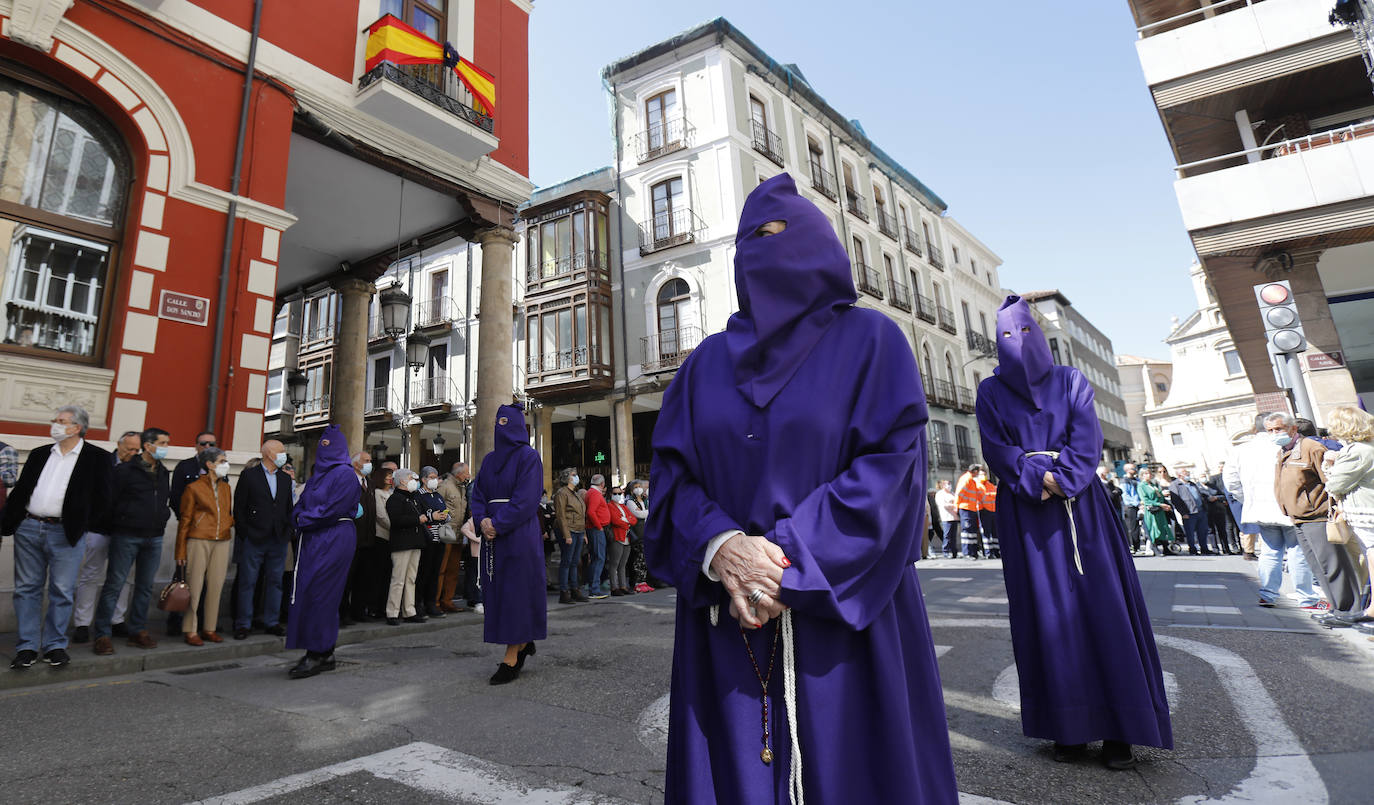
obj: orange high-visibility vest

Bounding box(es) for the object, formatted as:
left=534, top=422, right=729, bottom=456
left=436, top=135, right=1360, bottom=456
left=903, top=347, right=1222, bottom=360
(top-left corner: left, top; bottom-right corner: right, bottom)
left=979, top=482, right=997, bottom=512
left=955, top=472, right=982, bottom=511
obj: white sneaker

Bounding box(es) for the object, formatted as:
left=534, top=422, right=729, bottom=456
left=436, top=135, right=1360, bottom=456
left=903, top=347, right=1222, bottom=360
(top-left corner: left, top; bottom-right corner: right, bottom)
left=474, top=603, right=484, bottom=615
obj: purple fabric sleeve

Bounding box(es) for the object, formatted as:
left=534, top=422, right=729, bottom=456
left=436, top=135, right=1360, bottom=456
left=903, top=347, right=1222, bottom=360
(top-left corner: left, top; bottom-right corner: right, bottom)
left=294, top=465, right=360, bottom=531
left=976, top=390, right=1054, bottom=501
left=1049, top=370, right=1104, bottom=499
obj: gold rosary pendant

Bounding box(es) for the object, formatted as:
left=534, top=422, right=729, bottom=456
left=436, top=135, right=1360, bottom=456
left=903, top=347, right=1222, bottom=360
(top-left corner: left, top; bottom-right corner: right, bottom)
left=760, top=748, right=774, bottom=764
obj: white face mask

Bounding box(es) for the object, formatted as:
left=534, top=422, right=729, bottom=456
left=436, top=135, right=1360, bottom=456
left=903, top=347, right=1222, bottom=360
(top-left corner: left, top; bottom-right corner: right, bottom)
left=406, top=479, right=420, bottom=492
left=425, top=478, right=439, bottom=490
left=215, top=462, right=231, bottom=478
left=360, top=462, right=373, bottom=476
left=612, top=494, right=625, bottom=504
left=274, top=452, right=289, bottom=469
left=50, top=422, right=71, bottom=441
left=570, top=475, right=580, bottom=486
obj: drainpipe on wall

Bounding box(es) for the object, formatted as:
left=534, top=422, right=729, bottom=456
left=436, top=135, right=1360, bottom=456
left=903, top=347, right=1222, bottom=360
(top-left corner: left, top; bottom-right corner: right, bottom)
left=464, top=243, right=473, bottom=461
left=608, top=78, right=632, bottom=485
left=206, top=0, right=263, bottom=434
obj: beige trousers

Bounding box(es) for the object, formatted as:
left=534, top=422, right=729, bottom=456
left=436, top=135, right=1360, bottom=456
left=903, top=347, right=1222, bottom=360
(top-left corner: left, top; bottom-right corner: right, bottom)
left=1241, top=531, right=1258, bottom=555
left=184, top=538, right=232, bottom=635
left=387, top=549, right=421, bottom=618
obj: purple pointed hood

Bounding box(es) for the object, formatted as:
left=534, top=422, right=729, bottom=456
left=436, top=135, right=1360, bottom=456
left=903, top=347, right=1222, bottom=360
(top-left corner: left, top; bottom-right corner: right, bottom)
left=313, top=423, right=351, bottom=473
left=724, top=173, right=856, bottom=408
left=488, top=403, right=529, bottom=475
left=993, top=295, right=1055, bottom=409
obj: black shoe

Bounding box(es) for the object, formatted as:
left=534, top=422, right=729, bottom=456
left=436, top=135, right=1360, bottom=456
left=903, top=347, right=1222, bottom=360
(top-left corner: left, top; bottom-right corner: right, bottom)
left=514, top=641, right=536, bottom=671
left=1101, top=740, right=1136, bottom=770
left=1052, top=742, right=1086, bottom=763
left=559, top=590, right=573, bottom=605
left=111, top=623, right=130, bottom=638
left=1257, top=598, right=1276, bottom=608
left=71, top=626, right=90, bottom=644
left=386, top=617, right=400, bottom=626
left=425, top=607, right=445, bottom=618
left=288, top=653, right=328, bottom=680
left=43, top=648, right=70, bottom=668
left=403, top=614, right=427, bottom=624
left=489, top=661, right=519, bottom=685
left=9, top=649, right=38, bottom=670
left=233, top=628, right=250, bottom=640
left=611, top=589, right=626, bottom=597
left=571, top=590, right=589, bottom=603
left=316, top=652, right=337, bottom=673
left=265, top=624, right=287, bottom=637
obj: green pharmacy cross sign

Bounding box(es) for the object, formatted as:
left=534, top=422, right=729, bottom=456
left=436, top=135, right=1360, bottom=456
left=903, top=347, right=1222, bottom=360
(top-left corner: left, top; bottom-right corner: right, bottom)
left=594, top=451, right=606, bottom=463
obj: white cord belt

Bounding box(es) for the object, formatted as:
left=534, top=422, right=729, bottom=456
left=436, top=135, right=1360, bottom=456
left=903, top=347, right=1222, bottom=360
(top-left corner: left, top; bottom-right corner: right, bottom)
left=1026, top=451, right=1083, bottom=576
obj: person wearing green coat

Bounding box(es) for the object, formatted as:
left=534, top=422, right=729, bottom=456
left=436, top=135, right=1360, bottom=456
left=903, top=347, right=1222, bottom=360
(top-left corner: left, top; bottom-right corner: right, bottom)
left=1138, top=467, right=1174, bottom=555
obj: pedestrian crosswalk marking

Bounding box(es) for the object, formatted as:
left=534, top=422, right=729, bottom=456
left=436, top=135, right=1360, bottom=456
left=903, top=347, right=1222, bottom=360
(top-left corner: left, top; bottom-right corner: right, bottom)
left=958, top=596, right=1009, bottom=605
left=933, top=577, right=974, bottom=582
left=1175, top=583, right=1227, bottom=589
left=1173, top=604, right=1242, bottom=616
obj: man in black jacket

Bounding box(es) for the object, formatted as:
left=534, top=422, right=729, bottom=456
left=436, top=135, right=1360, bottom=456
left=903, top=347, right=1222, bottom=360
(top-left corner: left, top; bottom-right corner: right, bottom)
left=3, top=406, right=111, bottom=670
left=1204, top=469, right=1240, bottom=555
left=1168, top=468, right=1213, bottom=556
left=92, top=427, right=172, bottom=655
left=232, top=439, right=294, bottom=640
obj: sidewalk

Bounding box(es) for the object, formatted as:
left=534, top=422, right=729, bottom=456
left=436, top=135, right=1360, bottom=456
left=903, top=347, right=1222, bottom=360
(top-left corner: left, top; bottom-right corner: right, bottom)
left=0, top=610, right=483, bottom=692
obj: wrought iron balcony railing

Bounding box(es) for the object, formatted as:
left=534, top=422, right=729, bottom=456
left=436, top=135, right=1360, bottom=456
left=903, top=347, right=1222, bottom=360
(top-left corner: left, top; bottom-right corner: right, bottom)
left=854, top=262, right=884, bottom=299
left=888, top=279, right=912, bottom=312
left=957, top=444, right=978, bottom=466
left=526, top=249, right=611, bottom=290
left=639, top=207, right=707, bottom=255
left=367, top=315, right=393, bottom=344
left=928, top=245, right=945, bottom=270
left=930, top=438, right=957, bottom=469
left=642, top=325, right=704, bottom=373
left=932, top=379, right=959, bottom=409
left=633, top=116, right=693, bottom=162
left=527, top=347, right=591, bottom=374
left=300, top=324, right=336, bottom=349
left=937, top=305, right=957, bottom=334
left=414, top=296, right=459, bottom=329
left=294, top=394, right=331, bottom=421
left=809, top=163, right=838, bottom=201
left=365, top=385, right=401, bottom=417
left=955, top=385, right=976, bottom=413
left=876, top=210, right=899, bottom=240
left=411, top=375, right=458, bottom=409
left=750, top=120, right=785, bottom=167
left=845, top=191, right=869, bottom=222
left=902, top=226, right=923, bottom=256
left=914, top=292, right=937, bottom=324
left=967, top=331, right=997, bottom=358
left=357, top=61, right=494, bottom=134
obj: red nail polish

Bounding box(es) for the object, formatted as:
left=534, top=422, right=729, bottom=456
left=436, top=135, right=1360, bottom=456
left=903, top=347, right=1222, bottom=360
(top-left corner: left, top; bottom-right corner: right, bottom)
left=781, top=558, right=791, bottom=568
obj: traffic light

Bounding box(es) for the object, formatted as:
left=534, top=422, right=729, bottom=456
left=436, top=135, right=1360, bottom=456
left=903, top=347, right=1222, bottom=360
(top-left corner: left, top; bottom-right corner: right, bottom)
left=1253, top=280, right=1307, bottom=354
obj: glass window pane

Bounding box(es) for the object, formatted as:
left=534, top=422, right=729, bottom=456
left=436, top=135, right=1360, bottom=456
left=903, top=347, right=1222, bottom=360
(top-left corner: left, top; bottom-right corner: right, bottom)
left=596, top=212, right=607, bottom=268
left=572, top=213, right=586, bottom=262
left=600, top=306, right=611, bottom=365
left=557, top=309, right=571, bottom=367
left=412, top=9, right=440, bottom=39
left=541, top=221, right=557, bottom=276
left=381, top=0, right=403, bottom=18
left=3, top=225, right=110, bottom=356
left=542, top=312, right=556, bottom=365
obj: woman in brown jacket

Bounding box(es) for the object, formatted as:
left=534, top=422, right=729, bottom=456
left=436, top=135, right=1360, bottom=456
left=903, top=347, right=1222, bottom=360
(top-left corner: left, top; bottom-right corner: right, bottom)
left=176, top=447, right=235, bottom=646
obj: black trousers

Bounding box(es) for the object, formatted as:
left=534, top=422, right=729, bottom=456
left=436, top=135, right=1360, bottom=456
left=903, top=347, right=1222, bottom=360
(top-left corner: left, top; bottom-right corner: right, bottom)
left=1122, top=505, right=1141, bottom=551
left=1295, top=521, right=1365, bottom=613
left=415, top=541, right=445, bottom=613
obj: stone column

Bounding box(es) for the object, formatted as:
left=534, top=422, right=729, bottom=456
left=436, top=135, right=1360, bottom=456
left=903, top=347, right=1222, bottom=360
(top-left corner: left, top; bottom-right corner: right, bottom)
left=534, top=405, right=554, bottom=493
left=612, top=396, right=635, bottom=487
left=332, top=278, right=373, bottom=457
left=407, top=422, right=423, bottom=471
left=472, top=226, right=519, bottom=475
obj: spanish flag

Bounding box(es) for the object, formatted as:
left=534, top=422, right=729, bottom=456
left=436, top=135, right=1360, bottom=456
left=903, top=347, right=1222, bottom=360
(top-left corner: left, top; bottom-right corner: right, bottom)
left=364, top=14, right=496, bottom=117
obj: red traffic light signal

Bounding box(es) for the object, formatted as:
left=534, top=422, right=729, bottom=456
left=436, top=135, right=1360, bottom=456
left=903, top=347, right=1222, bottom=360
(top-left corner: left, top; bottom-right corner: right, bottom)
left=1252, top=280, right=1306, bottom=354
left=1257, top=283, right=1291, bottom=305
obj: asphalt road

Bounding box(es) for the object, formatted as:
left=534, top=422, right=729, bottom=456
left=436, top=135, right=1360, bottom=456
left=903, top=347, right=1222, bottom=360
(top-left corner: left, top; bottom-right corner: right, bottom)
left=2, top=555, right=1370, bottom=804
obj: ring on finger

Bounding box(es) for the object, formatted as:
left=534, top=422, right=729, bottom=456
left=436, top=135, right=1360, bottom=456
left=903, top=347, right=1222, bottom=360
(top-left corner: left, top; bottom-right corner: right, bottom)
left=748, top=588, right=765, bottom=605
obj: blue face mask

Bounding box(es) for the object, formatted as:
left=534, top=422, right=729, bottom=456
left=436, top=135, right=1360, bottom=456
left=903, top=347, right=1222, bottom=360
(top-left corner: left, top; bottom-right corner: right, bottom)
left=152, top=446, right=169, bottom=460
left=1273, top=432, right=1293, bottom=448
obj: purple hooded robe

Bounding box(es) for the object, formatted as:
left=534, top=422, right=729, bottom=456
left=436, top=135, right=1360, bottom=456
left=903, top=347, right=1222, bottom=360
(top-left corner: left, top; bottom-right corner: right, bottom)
left=645, top=174, right=957, bottom=804
left=287, top=424, right=361, bottom=654
left=975, top=296, right=1172, bottom=748
left=470, top=405, right=547, bottom=646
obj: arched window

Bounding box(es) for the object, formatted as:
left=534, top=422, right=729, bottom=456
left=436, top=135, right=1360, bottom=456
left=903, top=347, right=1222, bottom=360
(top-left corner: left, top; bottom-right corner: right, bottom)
left=921, top=344, right=935, bottom=388
left=0, top=73, right=130, bottom=360
left=945, top=353, right=957, bottom=386
left=657, top=277, right=690, bottom=350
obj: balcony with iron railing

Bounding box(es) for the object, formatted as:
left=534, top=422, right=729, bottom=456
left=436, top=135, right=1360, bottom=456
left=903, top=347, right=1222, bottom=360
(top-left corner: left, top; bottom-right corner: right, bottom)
left=411, top=375, right=459, bottom=411
left=914, top=292, right=937, bottom=324
left=844, top=191, right=869, bottom=222
left=414, top=296, right=460, bottom=331
left=364, top=385, right=402, bottom=422
left=751, top=119, right=785, bottom=167
left=888, top=278, right=912, bottom=312
left=299, top=323, right=337, bottom=353
left=932, top=379, right=959, bottom=409
left=967, top=331, right=997, bottom=358
left=937, top=305, right=957, bottom=334
left=955, top=385, right=976, bottom=413
left=1134, top=0, right=1275, bottom=38
left=928, top=245, right=945, bottom=270
left=642, top=325, right=704, bottom=374
left=633, top=116, right=693, bottom=162
left=525, top=344, right=614, bottom=395
left=930, top=438, right=956, bottom=469
left=639, top=207, right=707, bottom=255
left=367, top=315, right=394, bottom=345
left=294, top=394, right=331, bottom=425
left=355, top=31, right=497, bottom=162
left=957, top=444, right=978, bottom=466
left=902, top=226, right=923, bottom=256
left=809, top=163, right=838, bottom=201
left=854, top=263, right=884, bottom=300
left=876, top=210, right=899, bottom=240
left=526, top=249, right=611, bottom=293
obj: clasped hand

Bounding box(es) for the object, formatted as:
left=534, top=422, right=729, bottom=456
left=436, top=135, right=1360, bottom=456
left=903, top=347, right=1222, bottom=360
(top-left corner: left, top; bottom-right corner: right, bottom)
left=481, top=517, right=497, bottom=540
left=1041, top=470, right=1064, bottom=501
left=709, top=533, right=791, bottom=630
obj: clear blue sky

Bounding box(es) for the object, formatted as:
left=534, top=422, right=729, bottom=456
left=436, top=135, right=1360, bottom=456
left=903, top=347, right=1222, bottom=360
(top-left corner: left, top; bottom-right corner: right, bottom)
left=527, top=1, right=1197, bottom=361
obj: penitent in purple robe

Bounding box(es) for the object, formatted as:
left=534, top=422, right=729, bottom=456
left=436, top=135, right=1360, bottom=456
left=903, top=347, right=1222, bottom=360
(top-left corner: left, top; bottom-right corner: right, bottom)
left=975, top=296, right=1172, bottom=749
left=287, top=424, right=360, bottom=654
left=646, top=174, right=957, bottom=804
left=470, top=404, right=547, bottom=646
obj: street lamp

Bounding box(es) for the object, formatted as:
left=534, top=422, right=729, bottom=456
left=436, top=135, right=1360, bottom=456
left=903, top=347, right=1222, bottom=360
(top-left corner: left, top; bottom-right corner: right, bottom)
left=432, top=431, right=446, bottom=455
left=286, top=368, right=309, bottom=409
left=405, top=330, right=431, bottom=374
left=572, top=416, right=587, bottom=442
left=379, top=286, right=411, bottom=338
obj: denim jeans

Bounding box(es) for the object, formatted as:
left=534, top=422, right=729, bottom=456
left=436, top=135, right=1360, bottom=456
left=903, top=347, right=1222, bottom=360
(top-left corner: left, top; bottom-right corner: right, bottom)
left=940, top=521, right=959, bottom=555
left=1182, top=512, right=1212, bottom=554
left=96, top=533, right=163, bottom=638
left=559, top=531, right=584, bottom=591
left=235, top=539, right=287, bottom=629
left=11, top=519, right=87, bottom=653
left=1256, top=524, right=1318, bottom=605
left=585, top=528, right=608, bottom=593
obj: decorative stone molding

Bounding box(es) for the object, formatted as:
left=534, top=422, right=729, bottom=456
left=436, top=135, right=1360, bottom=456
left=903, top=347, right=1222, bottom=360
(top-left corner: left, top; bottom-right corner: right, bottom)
left=7, top=0, right=73, bottom=52
left=0, top=353, right=114, bottom=429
